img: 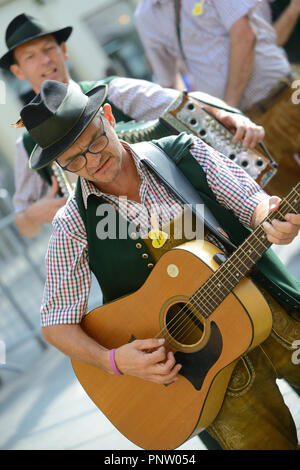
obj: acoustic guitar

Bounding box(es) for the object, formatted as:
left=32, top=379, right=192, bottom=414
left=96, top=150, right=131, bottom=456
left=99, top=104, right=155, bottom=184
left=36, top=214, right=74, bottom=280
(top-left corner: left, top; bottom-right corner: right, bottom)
left=72, top=182, right=300, bottom=450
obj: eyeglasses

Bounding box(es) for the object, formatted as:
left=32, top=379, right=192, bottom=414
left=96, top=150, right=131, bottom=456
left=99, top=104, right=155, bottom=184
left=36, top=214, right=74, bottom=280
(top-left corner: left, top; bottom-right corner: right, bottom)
left=57, top=114, right=109, bottom=173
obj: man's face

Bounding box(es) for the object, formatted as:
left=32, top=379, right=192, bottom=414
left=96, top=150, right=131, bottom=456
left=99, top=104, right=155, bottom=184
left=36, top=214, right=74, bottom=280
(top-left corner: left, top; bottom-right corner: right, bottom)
left=57, top=110, right=124, bottom=190
left=10, top=35, right=70, bottom=94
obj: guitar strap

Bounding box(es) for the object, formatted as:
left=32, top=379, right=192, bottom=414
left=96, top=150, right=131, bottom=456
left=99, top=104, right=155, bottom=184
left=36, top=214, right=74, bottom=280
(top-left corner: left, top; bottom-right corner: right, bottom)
left=131, top=141, right=237, bottom=252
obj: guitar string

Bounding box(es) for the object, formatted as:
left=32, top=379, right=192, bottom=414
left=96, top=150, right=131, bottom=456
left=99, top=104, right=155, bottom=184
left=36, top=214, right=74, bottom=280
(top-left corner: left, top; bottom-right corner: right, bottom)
left=185, top=186, right=299, bottom=318
left=169, top=188, right=300, bottom=344
left=152, top=189, right=298, bottom=344
left=157, top=234, right=269, bottom=345
left=148, top=187, right=300, bottom=345
left=152, top=226, right=269, bottom=344
left=160, top=208, right=275, bottom=337
left=156, top=227, right=271, bottom=345
left=169, top=192, right=299, bottom=344
left=152, top=187, right=300, bottom=345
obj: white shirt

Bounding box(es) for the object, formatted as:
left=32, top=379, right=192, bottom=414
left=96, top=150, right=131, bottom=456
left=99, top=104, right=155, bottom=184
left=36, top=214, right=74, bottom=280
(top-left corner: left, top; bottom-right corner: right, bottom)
left=135, top=0, right=291, bottom=109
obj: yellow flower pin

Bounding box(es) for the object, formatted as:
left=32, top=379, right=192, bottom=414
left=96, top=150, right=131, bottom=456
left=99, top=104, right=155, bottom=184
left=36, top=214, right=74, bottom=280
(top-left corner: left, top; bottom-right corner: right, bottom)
left=192, top=0, right=205, bottom=16
left=148, top=230, right=169, bottom=248
left=148, top=213, right=168, bottom=248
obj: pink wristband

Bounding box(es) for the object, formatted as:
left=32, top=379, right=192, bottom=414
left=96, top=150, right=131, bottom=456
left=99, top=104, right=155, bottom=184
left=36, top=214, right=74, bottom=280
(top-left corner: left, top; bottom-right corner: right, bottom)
left=109, top=348, right=123, bottom=376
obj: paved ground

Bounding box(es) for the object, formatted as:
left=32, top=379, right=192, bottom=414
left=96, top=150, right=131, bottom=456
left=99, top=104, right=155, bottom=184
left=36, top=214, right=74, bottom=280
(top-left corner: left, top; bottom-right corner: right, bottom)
left=0, top=233, right=299, bottom=451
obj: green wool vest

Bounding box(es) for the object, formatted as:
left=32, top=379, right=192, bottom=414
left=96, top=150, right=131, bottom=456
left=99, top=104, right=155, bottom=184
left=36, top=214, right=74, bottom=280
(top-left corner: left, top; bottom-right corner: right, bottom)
left=75, top=133, right=300, bottom=313
left=22, top=76, right=133, bottom=183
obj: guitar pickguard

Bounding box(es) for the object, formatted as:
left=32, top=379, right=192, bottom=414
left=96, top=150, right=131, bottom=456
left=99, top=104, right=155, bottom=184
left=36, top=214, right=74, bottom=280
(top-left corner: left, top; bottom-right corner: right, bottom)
left=174, top=321, right=223, bottom=391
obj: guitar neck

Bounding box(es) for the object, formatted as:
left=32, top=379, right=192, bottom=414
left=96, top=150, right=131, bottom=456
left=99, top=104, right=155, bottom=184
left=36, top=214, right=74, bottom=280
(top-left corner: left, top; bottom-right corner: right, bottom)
left=192, top=182, right=300, bottom=318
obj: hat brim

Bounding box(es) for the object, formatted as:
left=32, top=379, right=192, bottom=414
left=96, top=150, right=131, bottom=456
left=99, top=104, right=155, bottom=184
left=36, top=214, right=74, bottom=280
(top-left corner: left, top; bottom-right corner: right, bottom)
left=29, top=83, right=108, bottom=170
left=0, top=26, right=72, bottom=69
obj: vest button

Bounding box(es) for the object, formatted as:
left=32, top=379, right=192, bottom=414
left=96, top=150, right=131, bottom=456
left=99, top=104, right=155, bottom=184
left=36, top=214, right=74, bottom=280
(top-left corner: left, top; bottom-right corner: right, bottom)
left=136, top=243, right=142, bottom=249
left=142, top=253, right=149, bottom=259
left=130, top=232, right=137, bottom=239
left=147, top=263, right=154, bottom=269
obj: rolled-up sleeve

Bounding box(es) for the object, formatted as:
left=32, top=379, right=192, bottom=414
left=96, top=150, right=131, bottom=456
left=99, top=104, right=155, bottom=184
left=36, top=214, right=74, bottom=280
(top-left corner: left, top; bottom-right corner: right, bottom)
left=108, top=77, right=178, bottom=121
left=40, top=198, right=91, bottom=326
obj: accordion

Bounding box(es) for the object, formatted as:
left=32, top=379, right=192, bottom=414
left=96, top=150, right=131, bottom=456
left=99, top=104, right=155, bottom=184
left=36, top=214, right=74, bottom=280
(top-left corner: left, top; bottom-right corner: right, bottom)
left=116, top=92, right=277, bottom=188
left=55, top=91, right=277, bottom=196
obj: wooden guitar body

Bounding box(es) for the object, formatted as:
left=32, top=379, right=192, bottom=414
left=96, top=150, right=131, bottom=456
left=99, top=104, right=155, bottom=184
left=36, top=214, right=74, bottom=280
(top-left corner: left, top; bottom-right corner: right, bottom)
left=72, top=240, right=272, bottom=450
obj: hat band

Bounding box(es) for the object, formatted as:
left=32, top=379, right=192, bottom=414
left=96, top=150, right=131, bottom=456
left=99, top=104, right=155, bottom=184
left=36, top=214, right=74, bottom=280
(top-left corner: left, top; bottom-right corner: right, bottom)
left=30, top=83, right=89, bottom=149
left=7, top=20, right=46, bottom=49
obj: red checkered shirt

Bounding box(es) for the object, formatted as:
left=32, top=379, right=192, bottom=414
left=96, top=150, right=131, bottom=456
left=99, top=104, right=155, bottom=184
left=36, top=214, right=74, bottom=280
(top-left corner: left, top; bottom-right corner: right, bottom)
left=41, top=137, right=268, bottom=326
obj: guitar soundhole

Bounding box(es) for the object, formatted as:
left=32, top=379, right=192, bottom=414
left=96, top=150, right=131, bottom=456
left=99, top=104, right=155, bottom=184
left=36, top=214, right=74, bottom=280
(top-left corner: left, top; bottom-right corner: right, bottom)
left=165, top=302, right=204, bottom=346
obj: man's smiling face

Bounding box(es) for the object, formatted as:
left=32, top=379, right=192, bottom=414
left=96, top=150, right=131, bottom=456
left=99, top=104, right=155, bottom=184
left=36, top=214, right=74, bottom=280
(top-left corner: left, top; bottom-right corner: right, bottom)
left=10, top=35, right=70, bottom=94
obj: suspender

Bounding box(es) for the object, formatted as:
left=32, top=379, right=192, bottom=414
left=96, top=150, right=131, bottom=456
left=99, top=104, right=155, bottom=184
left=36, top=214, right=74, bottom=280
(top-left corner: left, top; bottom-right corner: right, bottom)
left=174, top=0, right=186, bottom=62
